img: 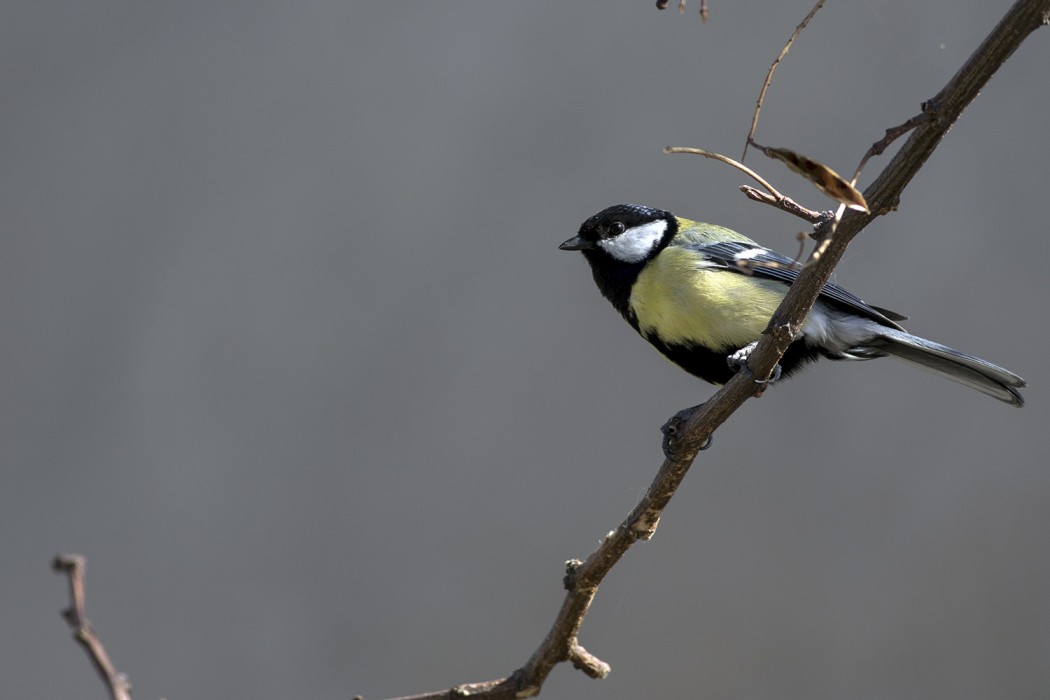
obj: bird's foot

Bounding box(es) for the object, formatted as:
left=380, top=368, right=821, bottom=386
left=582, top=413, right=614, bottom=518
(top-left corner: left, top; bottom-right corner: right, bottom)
left=661, top=404, right=713, bottom=460
left=727, top=342, right=782, bottom=384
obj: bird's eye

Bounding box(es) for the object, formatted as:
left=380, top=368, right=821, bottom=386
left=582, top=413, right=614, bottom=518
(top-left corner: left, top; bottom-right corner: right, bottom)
left=607, top=221, right=626, bottom=236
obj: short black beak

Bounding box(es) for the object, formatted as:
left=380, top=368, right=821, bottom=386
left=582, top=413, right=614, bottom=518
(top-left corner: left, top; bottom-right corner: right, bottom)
left=559, top=235, right=594, bottom=251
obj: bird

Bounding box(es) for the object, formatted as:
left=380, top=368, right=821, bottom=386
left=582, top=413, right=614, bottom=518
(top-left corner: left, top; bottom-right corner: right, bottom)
left=559, top=204, right=1025, bottom=407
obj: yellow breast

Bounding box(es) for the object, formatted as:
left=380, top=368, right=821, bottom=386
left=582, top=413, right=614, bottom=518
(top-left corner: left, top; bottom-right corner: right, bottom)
left=629, top=246, right=785, bottom=351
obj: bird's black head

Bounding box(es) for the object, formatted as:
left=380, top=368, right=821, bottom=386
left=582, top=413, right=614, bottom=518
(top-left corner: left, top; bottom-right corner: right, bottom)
left=559, top=204, right=676, bottom=265
left=559, top=204, right=678, bottom=322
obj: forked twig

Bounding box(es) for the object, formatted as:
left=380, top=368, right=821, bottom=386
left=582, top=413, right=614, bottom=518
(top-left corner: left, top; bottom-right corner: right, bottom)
left=851, top=110, right=932, bottom=185
left=52, top=555, right=133, bottom=700
left=666, top=146, right=827, bottom=224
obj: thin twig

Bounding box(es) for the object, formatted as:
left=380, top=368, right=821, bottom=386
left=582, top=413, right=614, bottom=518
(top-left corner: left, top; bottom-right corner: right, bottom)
left=665, top=146, right=783, bottom=198
left=850, top=111, right=930, bottom=185
left=52, top=555, right=133, bottom=700
left=739, top=185, right=827, bottom=225
left=664, top=146, right=827, bottom=224
left=743, top=0, right=826, bottom=160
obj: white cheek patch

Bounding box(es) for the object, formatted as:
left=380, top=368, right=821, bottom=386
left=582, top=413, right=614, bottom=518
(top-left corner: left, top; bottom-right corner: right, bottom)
left=597, top=219, right=667, bottom=263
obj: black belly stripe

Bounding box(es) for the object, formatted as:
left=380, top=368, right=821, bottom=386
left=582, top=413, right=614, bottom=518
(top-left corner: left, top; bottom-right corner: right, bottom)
left=642, top=333, right=828, bottom=386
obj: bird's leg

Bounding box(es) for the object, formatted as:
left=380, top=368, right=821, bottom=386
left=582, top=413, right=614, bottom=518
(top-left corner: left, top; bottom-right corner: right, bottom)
left=727, top=341, right=782, bottom=384
left=661, top=404, right=713, bottom=459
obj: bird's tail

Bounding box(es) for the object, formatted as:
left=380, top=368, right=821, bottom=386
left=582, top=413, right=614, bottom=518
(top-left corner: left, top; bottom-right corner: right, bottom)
left=867, top=328, right=1026, bottom=407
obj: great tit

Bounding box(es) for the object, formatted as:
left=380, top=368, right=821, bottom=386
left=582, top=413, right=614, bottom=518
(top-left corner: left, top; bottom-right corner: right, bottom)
left=560, top=204, right=1026, bottom=406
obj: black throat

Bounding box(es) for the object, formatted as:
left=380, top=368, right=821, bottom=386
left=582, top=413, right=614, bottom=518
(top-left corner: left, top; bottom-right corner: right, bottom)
left=581, top=250, right=647, bottom=329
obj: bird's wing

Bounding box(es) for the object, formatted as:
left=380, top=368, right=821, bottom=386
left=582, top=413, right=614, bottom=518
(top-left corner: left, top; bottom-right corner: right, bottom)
left=686, top=240, right=907, bottom=328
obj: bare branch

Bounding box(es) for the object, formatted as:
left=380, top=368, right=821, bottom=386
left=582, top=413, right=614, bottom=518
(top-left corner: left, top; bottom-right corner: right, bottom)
left=51, top=5, right=1043, bottom=700
left=677, top=0, right=1050, bottom=449
left=370, top=3, right=1047, bottom=697
left=52, top=555, right=133, bottom=700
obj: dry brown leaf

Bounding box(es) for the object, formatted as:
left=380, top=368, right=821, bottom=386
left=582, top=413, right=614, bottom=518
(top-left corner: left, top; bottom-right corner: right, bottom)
left=763, top=146, right=870, bottom=213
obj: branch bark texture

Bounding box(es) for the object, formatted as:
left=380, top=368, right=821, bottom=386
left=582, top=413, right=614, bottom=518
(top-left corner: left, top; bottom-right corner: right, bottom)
left=376, top=2, right=1047, bottom=698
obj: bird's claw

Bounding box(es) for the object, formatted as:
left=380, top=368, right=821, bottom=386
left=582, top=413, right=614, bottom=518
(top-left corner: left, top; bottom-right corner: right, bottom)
left=727, top=342, right=782, bottom=385
left=756, top=363, right=782, bottom=384
left=661, top=405, right=713, bottom=459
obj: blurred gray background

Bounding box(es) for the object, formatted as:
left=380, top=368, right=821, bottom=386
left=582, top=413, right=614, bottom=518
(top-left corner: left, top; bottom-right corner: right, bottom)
left=3, top=2, right=1048, bottom=699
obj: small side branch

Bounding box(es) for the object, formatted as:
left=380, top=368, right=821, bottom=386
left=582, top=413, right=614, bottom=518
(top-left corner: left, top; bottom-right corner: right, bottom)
left=850, top=111, right=930, bottom=185
left=52, top=554, right=133, bottom=700
left=739, top=186, right=829, bottom=226
left=665, top=146, right=827, bottom=224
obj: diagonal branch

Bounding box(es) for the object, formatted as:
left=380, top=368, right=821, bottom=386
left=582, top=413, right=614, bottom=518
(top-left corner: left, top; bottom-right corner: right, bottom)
left=52, top=4, right=1046, bottom=700
left=370, top=2, right=1047, bottom=698
left=669, top=0, right=1049, bottom=455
